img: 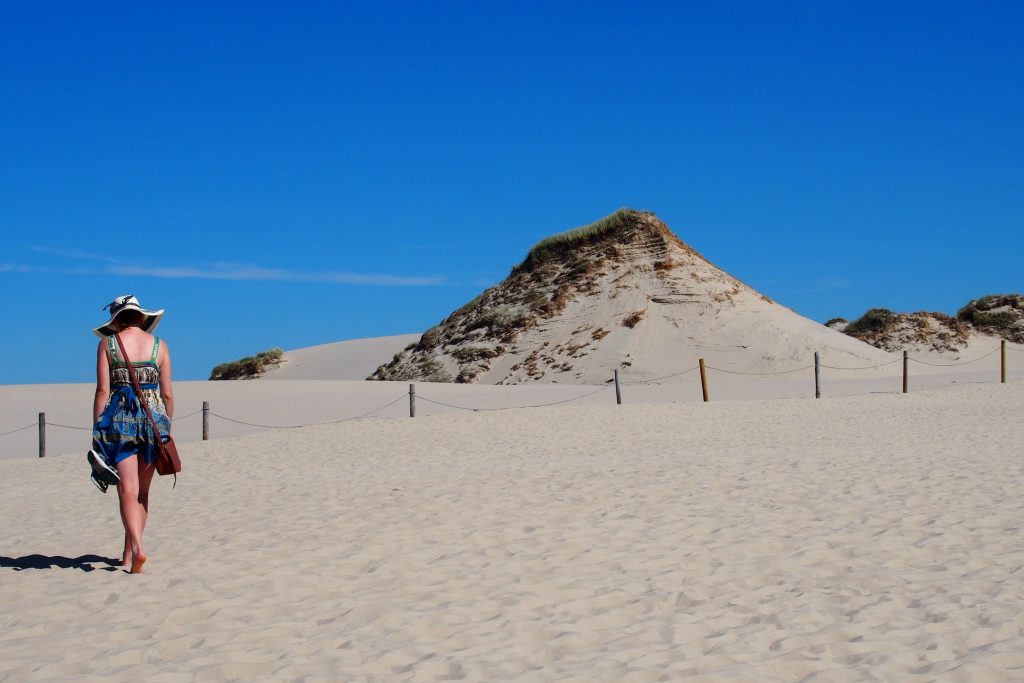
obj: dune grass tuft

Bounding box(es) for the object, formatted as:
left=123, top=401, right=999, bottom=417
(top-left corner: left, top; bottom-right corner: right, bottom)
left=844, top=309, right=895, bottom=337
left=210, top=348, right=284, bottom=380
left=521, top=208, right=655, bottom=269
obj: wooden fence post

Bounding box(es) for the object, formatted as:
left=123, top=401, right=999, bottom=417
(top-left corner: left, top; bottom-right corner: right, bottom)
left=38, top=412, right=45, bottom=458
left=409, top=384, right=416, bottom=417
left=903, top=351, right=909, bottom=394
left=1002, top=340, right=1007, bottom=384
left=699, top=358, right=709, bottom=402
left=614, top=369, right=622, bottom=405
left=202, top=401, right=210, bottom=440
left=814, top=352, right=821, bottom=399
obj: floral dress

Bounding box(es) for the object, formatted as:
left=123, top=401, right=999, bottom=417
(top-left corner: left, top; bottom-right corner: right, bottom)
left=92, top=336, right=171, bottom=465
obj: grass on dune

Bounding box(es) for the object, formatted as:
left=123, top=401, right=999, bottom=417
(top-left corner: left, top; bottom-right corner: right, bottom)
left=521, top=208, right=655, bottom=269
left=209, top=348, right=284, bottom=380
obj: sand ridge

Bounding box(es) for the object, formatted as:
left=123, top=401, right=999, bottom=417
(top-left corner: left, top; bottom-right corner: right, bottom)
left=1, top=382, right=1023, bottom=680
left=260, top=334, right=421, bottom=381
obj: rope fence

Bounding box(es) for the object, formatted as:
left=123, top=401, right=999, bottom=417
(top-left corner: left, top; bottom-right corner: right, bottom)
left=207, top=392, right=409, bottom=429
left=820, top=359, right=904, bottom=371
left=705, top=364, right=816, bottom=376
left=0, top=423, right=36, bottom=438
left=416, top=385, right=611, bottom=412
left=907, top=347, right=1001, bottom=367
left=46, top=422, right=91, bottom=431
left=620, top=367, right=699, bottom=385
left=2, top=341, right=1017, bottom=457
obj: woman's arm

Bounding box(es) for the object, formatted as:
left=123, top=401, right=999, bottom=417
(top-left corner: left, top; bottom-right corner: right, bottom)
left=159, top=339, right=174, bottom=420
left=93, top=339, right=110, bottom=423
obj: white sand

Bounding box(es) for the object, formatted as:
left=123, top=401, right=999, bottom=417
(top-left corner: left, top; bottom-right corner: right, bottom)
left=260, top=334, right=421, bottom=380
left=1, top=379, right=1023, bottom=681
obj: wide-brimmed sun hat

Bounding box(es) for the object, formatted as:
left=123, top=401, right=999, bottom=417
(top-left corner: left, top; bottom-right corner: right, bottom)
left=93, top=294, right=165, bottom=337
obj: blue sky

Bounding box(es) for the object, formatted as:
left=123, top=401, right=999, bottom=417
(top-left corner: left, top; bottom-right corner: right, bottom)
left=2, top=1, right=1021, bottom=384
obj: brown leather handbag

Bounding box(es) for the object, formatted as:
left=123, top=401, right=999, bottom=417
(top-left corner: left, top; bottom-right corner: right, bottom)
left=114, top=333, right=181, bottom=485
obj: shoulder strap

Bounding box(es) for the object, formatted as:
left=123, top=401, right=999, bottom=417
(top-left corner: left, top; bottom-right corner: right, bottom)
left=150, top=337, right=161, bottom=364
left=107, top=335, right=120, bottom=364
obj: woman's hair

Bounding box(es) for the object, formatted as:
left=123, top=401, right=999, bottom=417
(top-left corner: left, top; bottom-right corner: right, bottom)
left=117, top=310, right=147, bottom=327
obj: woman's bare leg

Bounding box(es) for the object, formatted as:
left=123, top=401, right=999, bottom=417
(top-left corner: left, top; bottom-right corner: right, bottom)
left=132, top=456, right=157, bottom=573
left=115, top=455, right=147, bottom=573
left=137, top=458, right=156, bottom=530
left=121, top=532, right=131, bottom=568
left=123, top=458, right=156, bottom=566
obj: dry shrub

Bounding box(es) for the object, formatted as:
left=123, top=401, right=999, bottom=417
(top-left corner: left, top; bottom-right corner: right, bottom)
left=540, top=285, right=573, bottom=316
left=622, top=309, right=646, bottom=328
left=522, top=289, right=549, bottom=312
left=450, top=346, right=499, bottom=363
left=565, top=342, right=589, bottom=356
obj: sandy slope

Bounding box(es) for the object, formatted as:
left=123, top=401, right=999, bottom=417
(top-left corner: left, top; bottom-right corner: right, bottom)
left=260, top=334, right=420, bottom=380
left=1, top=381, right=1022, bottom=681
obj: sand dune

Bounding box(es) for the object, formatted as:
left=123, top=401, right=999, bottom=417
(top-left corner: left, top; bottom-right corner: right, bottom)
left=1, top=381, right=1022, bottom=681
left=260, top=334, right=420, bottom=380
left=373, top=211, right=900, bottom=385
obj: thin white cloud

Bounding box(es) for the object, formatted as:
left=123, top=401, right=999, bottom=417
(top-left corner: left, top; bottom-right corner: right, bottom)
left=26, top=245, right=117, bottom=263
left=14, top=247, right=444, bottom=286
left=0, top=263, right=46, bottom=273
left=108, top=262, right=443, bottom=286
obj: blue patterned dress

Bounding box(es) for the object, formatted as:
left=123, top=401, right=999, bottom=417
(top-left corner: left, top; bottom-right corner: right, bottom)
left=92, top=336, right=171, bottom=466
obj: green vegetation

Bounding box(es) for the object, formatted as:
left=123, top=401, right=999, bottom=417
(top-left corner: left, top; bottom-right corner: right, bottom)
left=520, top=208, right=655, bottom=270
left=466, top=305, right=529, bottom=334
left=957, top=294, right=1023, bottom=341
left=844, top=308, right=896, bottom=337
left=825, top=317, right=847, bottom=327
left=416, top=325, right=443, bottom=351
left=209, top=348, right=284, bottom=380
left=521, top=289, right=549, bottom=312
left=416, top=357, right=452, bottom=383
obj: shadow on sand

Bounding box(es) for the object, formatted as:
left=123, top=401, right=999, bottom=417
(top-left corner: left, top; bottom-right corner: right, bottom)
left=0, top=554, right=121, bottom=572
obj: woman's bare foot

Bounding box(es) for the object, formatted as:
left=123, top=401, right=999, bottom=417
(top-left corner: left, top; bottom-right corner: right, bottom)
left=120, top=554, right=131, bottom=569
left=130, top=550, right=147, bottom=574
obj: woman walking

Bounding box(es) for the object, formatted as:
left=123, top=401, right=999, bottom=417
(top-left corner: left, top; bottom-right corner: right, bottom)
left=91, top=295, right=173, bottom=574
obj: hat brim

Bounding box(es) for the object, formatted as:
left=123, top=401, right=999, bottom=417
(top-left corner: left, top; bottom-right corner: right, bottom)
left=93, top=309, right=165, bottom=337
